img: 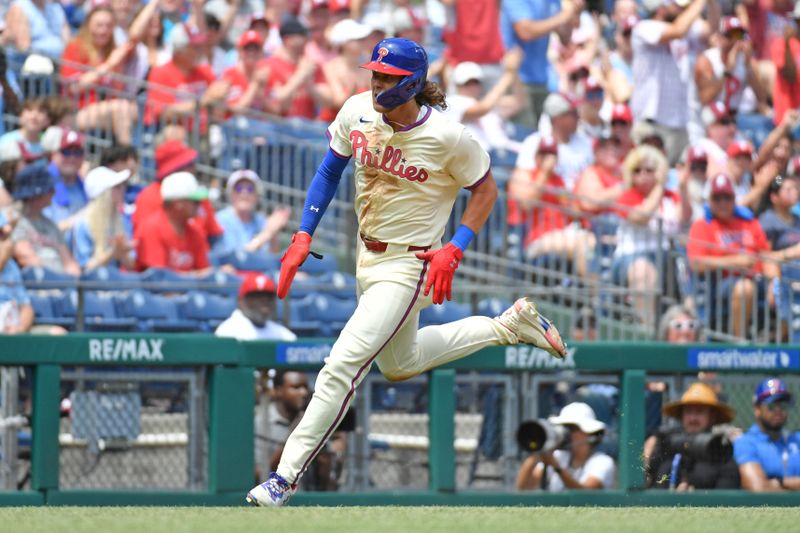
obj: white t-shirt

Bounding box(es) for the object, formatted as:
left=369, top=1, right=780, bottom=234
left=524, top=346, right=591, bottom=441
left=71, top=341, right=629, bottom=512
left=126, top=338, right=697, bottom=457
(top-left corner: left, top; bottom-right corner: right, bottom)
left=444, top=94, right=519, bottom=153
left=327, top=91, right=490, bottom=245
left=631, top=19, right=689, bottom=128
left=515, top=132, right=594, bottom=190
left=539, top=449, right=616, bottom=491
left=215, top=309, right=298, bottom=341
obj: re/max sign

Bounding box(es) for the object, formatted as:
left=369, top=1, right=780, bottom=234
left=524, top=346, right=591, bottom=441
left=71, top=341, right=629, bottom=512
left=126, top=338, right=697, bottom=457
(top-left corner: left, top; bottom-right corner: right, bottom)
left=505, top=346, right=576, bottom=369
left=88, top=339, right=165, bottom=362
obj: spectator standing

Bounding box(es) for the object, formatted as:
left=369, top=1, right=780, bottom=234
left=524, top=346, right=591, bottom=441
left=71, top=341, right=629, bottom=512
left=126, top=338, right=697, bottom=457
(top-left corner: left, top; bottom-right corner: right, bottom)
left=144, top=23, right=230, bottom=134
left=442, top=0, right=505, bottom=87
left=687, top=173, right=778, bottom=338
left=500, top=0, right=583, bottom=127
left=605, top=15, right=637, bottom=104
left=691, top=16, right=767, bottom=142
left=631, top=0, right=707, bottom=163
left=613, top=145, right=691, bottom=324
left=514, top=93, right=593, bottom=191
left=577, top=77, right=605, bottom=139
left=10, top=163, right=80, bottom=276
left=304, top=0, right=336, bottom=66
left=770, top=2, right=800, bottom=125
left=645, top=382, right=740, bottom=490
left=444, top=50, right=524, bottom=153
left=319, top=19, right=372, bottom=122
left=213, top=169, right=291, bottom=256
left=696, top=102, right=738, bottom=177
left=221, top=30, right=270, bottom=114
left=735, top=377, right=800, bottom=491
left=60, top=5, right=138, bottom=145
left=263, top=17, right=332, bottom=119
left=134, top=171, right=211, bottom=273
left=44, top=130, right=87, bottom=231
left=132, top=139, right=224, bottom=245
left=516, top=402, right=615, bottom=491
left=2, top=0, right=69, bottom=59
left=71, top=166, right=135, bottom=271
left=215, top=272, right=297, bottom=341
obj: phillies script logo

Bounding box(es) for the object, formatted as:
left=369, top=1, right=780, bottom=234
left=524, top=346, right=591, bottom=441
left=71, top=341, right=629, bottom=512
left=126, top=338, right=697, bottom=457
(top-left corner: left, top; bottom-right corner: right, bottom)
left=349, top=131, right=429, bottom=182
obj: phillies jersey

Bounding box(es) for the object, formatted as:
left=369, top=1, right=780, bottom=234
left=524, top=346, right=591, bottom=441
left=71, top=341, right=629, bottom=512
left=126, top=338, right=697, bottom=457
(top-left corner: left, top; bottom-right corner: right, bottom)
left=326, top=91, right=490, bottom=246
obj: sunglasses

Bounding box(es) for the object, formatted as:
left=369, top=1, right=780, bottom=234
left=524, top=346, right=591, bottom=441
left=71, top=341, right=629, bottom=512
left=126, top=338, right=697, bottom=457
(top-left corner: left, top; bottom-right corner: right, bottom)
left=585, top=90, right=604, bottom=101
left=725, top=29, right=746, bottom=41
left=690, top=161, right=708, bottom=172
left=611, top=120, right=630, bottom=127
left=60, top=148, right=84, bottom=157
left=622, top=29, right=632, bottom=38
left=669, top=318, right=700, bottom=331
left=716, top=117, right=735, bottom=126
left=234, top=182, right=256, bottom=194
left=710, top=194, right=734, bottom=202
left=569, top=70, right=589, bottom=82
left=243, top=43, right=262, bottom=52
left=633, top=166, right=656, bottom=174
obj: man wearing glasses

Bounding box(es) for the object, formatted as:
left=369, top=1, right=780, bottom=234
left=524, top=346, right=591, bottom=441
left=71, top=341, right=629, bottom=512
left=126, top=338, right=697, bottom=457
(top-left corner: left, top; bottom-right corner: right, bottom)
left=734, top=377, right=800, bottom=491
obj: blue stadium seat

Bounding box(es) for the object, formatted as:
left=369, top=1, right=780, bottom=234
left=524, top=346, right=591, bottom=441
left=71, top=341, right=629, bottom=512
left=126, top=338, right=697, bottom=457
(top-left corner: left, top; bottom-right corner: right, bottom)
left=316, top=271, right=357, bottom=299
left=21, top=267, right=77, bottom=290
left=28, top=292, right=73, bottom=329
left=181, top=291, right=237, bottom=332
left=299, top=253, right=337, bottom=275
left=220, top=249, right=281, bottom=272
left=139, top=268, right=196, bottom=293
left=196, top=270, right=243, bottom=297
left=285, top=295, right=322, bottom=337
left=80, top=266, right=141, bottom=291
left=489, top=149, right=517, bottom=169
left=477, top=298, right=512, bottom=318
left=119, top=290, right=198, bottom=332
left=419, top=301, right=472, bottom=328
left=306, top=294, right=357, bottom=336
left=736, top=113, right=773, bottom=150
left=57, top=290, right=137, bottom=332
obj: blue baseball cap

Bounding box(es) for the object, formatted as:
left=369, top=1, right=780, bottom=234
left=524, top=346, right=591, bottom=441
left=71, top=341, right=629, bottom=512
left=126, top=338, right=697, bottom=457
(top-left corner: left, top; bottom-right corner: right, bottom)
left=753, top=378, right=793, bottom=406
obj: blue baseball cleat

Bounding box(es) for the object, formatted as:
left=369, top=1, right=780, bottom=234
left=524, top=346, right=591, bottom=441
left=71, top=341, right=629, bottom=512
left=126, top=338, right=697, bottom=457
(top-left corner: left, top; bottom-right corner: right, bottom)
left=246, top=472, right=296, bottom=507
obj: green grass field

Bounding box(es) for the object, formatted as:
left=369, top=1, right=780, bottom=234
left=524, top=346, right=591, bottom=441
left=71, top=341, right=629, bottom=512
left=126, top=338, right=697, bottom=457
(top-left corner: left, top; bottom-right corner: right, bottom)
left=1, top=506, right=797, bottom=533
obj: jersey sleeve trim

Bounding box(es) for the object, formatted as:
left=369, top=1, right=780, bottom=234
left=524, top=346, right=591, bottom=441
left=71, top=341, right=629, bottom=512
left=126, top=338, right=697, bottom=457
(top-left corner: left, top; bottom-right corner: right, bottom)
left=465, top=169, right=490, bottom=191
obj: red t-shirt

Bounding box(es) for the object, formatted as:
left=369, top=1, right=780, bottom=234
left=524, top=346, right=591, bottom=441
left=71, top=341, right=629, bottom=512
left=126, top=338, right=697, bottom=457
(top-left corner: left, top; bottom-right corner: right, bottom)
left=770, top=36, right=800, bottom=125
left=135, top=208, right=210, bottom=272
left=60, top=40, right=125, bottom=108
left=747, top=0, right=794, bottom=60
left=687, top=216, right=771, bottom=276
left=614, top=187, right=681, bottom=218
left=444, top=0, right=504, bottom=65
left=507, top=170, right=570, bottom=245
left=132, top=182, right=223, bottom=241
left=144, top=60, right=216, bottom=129
left=262, top=55, right=325, bottom=119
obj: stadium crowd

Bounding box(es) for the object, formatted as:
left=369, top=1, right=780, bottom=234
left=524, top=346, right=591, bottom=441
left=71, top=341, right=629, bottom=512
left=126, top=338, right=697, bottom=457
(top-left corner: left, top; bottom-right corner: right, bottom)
left=1, top=0, right=800, bottom=344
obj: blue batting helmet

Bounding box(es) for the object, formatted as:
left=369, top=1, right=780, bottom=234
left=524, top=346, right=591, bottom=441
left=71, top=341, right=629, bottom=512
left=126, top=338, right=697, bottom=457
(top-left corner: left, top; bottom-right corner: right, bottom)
left=753, top=377, right=793, bottom=405
left=361, top=38, right=428, bottom=109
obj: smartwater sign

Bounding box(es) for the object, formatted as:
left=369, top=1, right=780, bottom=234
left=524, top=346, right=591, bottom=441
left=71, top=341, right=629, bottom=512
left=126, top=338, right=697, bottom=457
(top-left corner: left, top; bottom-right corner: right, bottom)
left=688, top=348, right=800, bottom=370
left=276, top=343, right=333, bottom=365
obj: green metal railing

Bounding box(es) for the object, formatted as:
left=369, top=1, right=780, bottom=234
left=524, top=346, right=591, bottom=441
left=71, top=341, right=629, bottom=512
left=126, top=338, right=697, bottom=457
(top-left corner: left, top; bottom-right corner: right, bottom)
left=2, top=334, right=800, bottom=506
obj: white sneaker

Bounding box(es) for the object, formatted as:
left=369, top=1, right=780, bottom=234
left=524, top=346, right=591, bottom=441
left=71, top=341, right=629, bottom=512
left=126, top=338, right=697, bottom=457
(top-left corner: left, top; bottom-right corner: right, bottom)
left=246, top=472, right=295, bottom=507
left=494, top=297, right=567, bottom=358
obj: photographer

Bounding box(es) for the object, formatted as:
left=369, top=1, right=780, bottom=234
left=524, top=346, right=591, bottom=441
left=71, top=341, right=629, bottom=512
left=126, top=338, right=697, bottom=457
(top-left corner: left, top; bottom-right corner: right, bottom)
left=645, top=382, right=740, bottom=490
left=734, top=377, right=800, bottom=491
left=516, top=402, right=615, bottom=491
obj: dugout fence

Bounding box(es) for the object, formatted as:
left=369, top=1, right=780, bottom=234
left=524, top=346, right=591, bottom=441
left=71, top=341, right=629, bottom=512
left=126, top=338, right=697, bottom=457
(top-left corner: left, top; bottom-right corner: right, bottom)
left=2, top=335, right=800, bottom=506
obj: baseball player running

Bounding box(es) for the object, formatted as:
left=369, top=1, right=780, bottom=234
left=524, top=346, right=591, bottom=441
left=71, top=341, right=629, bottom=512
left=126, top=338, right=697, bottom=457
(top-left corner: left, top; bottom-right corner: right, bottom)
left=247, top=38, right=567, bottom=507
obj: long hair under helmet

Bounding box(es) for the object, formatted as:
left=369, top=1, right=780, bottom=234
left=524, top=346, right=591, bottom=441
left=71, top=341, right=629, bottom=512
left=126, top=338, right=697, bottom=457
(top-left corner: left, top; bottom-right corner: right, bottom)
left=361, top=38, right=428, bottom=109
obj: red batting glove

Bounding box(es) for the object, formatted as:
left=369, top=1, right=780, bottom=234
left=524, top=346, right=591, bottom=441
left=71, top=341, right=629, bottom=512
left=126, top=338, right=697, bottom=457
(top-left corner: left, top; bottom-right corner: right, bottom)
left=277, top=232, right=312, bottom=299
left=415, top=243, right=463, bottom=305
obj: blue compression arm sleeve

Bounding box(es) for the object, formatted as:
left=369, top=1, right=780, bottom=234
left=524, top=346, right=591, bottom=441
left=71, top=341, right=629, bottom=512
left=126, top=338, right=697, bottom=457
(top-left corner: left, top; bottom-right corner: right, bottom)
left=298, top=149, right=351, bottom=235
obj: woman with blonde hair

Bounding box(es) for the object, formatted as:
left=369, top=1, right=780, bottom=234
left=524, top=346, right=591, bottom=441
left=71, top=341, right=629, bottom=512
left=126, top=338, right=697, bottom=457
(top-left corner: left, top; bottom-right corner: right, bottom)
left=71, top=166, right=135, bottom=271
left=612, top=145, right=692, bottom=325
left=60, top=5, right=138, bottom=145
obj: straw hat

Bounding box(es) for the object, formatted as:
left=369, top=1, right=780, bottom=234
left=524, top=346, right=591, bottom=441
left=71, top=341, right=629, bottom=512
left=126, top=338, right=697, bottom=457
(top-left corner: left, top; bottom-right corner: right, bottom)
left=662, top=382, right=735, bottom=423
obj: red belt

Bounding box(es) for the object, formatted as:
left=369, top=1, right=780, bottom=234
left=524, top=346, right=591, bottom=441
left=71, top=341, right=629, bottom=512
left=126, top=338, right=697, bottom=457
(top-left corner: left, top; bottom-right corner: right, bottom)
left=360, top=233, right=431, bottom=253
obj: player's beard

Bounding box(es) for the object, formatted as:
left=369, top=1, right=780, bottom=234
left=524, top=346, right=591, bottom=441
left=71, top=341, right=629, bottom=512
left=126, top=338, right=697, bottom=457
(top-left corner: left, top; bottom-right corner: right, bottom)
left=758, top=416, right=784, bottom=433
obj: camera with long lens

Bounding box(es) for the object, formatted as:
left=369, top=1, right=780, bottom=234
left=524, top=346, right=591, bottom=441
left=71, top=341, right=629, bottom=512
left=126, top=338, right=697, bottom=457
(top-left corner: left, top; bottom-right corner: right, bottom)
left=516, top=419, right=571, bottom=453
left=663, top=430, right=733, bottom=461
